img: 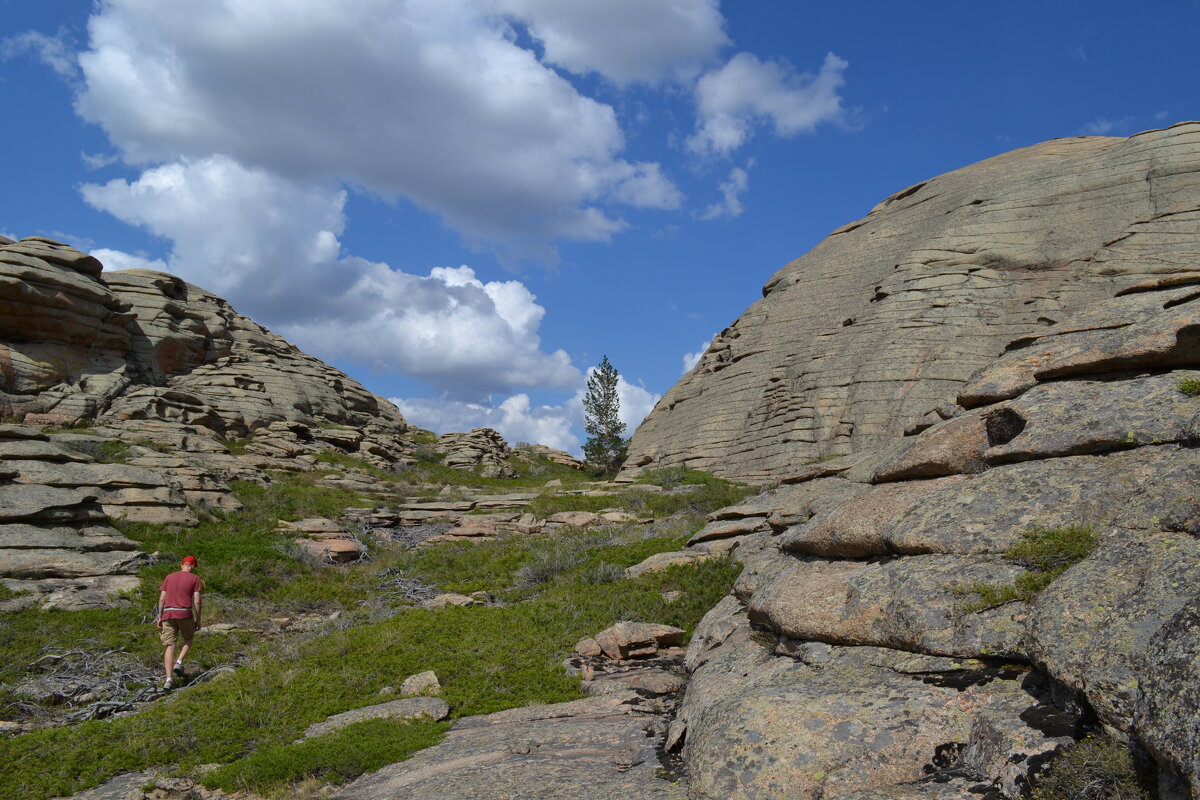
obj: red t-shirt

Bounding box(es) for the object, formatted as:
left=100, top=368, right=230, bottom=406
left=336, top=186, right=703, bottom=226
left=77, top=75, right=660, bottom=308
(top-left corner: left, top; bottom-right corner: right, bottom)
left=160, top=571, right=202, bottom=620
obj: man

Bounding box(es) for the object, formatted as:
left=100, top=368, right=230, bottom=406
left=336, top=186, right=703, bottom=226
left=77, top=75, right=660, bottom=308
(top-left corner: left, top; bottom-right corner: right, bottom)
left=156, top=555, right=202, bottom=691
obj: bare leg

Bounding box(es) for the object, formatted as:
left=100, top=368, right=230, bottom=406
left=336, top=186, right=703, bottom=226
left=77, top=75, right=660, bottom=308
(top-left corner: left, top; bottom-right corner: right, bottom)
left=163, top=643, right=175, bottom=681
left=176, top=639, right=191, bottom=665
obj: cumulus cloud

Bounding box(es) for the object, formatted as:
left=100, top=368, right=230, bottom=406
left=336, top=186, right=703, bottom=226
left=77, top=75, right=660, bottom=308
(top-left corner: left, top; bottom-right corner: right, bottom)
left=82, top=156, right=580, bottom=400
left=495, top=0, right=728, bottom=85
left=700, top=166, right=749, bottom=220
left=395, top=394, right=580, bottom=453
left=394, top=372, right=660, bottom=454
left=688, top=51, right=848, bottom=157
left=681, top=334, right=716, bottom=374
left=74, top=0, right=684, bottom=247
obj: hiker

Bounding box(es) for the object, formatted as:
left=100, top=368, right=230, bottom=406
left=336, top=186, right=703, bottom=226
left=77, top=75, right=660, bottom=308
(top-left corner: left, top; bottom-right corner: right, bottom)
left=156, top=555, right=202, bottom=690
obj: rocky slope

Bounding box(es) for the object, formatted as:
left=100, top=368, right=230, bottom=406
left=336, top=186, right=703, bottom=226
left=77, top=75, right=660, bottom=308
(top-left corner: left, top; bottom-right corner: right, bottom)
left=658, top=271, right=1200, bottom=798
left=625, top=121, right=1200, bottom=482
left=0, top=237, right=415, bottom=608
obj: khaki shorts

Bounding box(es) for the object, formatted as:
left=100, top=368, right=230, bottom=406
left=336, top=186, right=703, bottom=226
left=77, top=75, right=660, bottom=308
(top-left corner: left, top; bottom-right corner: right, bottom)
left=159, top=617, right=195, bottom=647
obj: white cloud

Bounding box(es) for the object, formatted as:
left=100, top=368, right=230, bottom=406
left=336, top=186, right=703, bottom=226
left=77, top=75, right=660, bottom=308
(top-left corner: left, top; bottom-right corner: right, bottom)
left=700, top=166, right=749, bottom=220
left=394, top=370, right=660, bottom=454
left=681, top=334, right=715, bottom=374
left=395, top=393, right=580, bottom=453
left=2, top=30, right=77, bottom=80
left=688, top=51, right=848, bottom=157
left=1080, top=115, right=1135, bottom=136
left=82, top=156, right=580, bottom=400
left=494, top=0, right=728, bottom=85
left=89, top=248, right=166, bottom=272
left=74, top=0, right=684, bottom=248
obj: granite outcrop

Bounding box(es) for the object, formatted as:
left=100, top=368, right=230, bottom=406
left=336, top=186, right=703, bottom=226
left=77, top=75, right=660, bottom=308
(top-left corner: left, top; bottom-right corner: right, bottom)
left=625, top=121, right=1200, bottom=482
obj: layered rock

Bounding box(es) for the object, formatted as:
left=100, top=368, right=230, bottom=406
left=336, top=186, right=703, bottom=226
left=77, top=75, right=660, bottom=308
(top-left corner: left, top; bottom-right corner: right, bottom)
left=0, top=237, right=416, bottom=608
left=667, top=275, right=1200, bottom=797
left=437, top=427, right=515, bottom=478
left=625, top=122, right=1200, bottom=482
left=0, top=239, right=408, bottom=446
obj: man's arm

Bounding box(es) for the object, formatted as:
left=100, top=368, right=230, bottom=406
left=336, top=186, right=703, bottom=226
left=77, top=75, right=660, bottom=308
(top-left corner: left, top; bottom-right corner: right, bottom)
left=192, top=588, right=202, bottom=629
left=156, top=589, right=167, bottom=628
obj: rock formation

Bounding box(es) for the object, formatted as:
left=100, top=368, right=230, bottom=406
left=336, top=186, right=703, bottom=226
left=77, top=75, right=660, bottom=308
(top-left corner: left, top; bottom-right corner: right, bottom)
left=625, top=121, right=1200, bottom=482
left=437, top=427, right=516, bottom=477
left=0, top=237, right=415, bottom=608
left=661, top=272, right=1200, bottom=797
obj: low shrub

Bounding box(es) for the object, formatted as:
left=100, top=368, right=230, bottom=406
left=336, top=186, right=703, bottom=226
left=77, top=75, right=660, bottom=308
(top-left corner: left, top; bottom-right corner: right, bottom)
left=1032, top=732, right=1154, bottom=800
left=1177, top=377, right=1200, bottom=396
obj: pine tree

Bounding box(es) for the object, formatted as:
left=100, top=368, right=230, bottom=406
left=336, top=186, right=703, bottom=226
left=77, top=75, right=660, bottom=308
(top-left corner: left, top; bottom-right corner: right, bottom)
left=581, top=355, right=628, bottom=475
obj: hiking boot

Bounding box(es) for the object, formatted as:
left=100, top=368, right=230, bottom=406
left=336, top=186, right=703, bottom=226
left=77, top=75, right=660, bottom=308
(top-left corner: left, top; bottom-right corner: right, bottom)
left=173, top=661, right=185, bottom=677
left=163, top=678, right=173, bottom=691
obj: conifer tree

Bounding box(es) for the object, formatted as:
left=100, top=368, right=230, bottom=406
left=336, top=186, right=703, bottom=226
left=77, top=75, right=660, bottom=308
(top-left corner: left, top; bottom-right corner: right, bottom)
left=581, top=355, right=628, bottom=475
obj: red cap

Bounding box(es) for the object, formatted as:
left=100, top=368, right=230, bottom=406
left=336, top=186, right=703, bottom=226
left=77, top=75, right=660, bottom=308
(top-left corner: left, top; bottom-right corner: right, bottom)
left=182, top=555, right=198, bottom=566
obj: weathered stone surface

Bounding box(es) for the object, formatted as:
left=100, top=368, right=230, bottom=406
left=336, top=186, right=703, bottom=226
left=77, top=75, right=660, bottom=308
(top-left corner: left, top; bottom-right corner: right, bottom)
left=543, top=510, right=601, bottom=527
left=780, top=476, right=965, bottom=557
left=332, top=692, right=684, bottom=800
left=400, top=670, right=441, bottom=697
left=745, top=554, right=1027, bottom=658
left=982, top=370, right=1200, bottom=463
left=1137, top=594, right=1200, bottom=796
left=0, top=523, right=138, bottom=552
left=427, top=593, right=478, bottom=608
left=0, top=574, right=141, bottom=611
left=0, top=483, right=100, bottom=522
left=625, top=123, right=1200, bottom=482
left=679, top=630, right=1074, bottom=800
left=592, top=622, right=685, bottom=660
left=582, top=668, right=685, bottom=696
left=625, top=550, right=712, bottom=579
left=437, top=427, right=515, bottom=478
left=960, top=280, right=1200, bottom=407
left=301, top=697, right=450, bottom=740
left=1025, top=530, right=1200, bottom=728
left=0, top=547, right=148, bottom=579
left=687, top=516, right=770, bottom=546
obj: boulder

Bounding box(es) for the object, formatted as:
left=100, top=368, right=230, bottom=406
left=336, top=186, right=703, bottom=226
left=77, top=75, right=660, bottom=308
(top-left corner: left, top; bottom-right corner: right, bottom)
left=332, top=692, right=683, bottom=800
left=591, top=622, right=686, bottom=660
left=437, top=427, right=515, bottom=478
left=399, top=670, right=441, bottom=697
left=301, top=697, right=450, bottom=740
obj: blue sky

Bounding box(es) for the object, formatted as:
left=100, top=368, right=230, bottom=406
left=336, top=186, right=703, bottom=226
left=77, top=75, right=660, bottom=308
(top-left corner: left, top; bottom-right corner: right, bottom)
left=3, top=1, right=1198, bottom=454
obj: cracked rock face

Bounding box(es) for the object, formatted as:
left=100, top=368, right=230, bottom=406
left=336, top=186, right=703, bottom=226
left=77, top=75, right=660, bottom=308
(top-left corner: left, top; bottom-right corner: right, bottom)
left=669, top=275, right=1200, bottom=797
left=625, top=122, right=1200, bottom=482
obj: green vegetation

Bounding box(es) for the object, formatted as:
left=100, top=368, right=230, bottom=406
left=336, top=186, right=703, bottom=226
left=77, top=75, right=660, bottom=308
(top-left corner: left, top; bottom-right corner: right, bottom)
left=527, top=471, right=750, bottom=521
left=204, top=717, right=451, bottom=795
left=0, top=464, right=743, bottom=799
left=1177, top=377, right=1200, bottom=396
left=1032, top=733, right=1154, bottom=800
left=58, top=437, right=132, bottom=464
left=951, top=524, right=1097, bottom=612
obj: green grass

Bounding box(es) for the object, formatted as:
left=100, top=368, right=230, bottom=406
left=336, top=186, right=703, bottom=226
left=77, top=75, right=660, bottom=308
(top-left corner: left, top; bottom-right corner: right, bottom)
left=951, top=525, right=1098, bottom=612
left=0, top=463, right=741, bottom=800
left=527, top=473, right=751, bottom=521
left=1, top=553, right=738, bottom=799
left=204, top=717, right=451, bottom=795
left=1178, top=377, right=1200, bottom=396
